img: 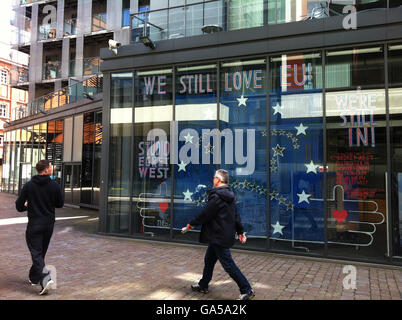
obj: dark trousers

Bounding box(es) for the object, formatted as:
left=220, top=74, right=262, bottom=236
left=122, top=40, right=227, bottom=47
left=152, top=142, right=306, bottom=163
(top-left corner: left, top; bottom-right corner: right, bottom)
left=25, top=223, right=54, bottom=284
left=199, top=243, right=251, bottom=294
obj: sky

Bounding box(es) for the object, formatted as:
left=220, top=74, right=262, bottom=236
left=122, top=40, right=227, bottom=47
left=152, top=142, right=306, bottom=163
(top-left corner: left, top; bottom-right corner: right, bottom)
left=0, top=0, right=29, bottom=65
left=0, top=0, right=13, bottom=47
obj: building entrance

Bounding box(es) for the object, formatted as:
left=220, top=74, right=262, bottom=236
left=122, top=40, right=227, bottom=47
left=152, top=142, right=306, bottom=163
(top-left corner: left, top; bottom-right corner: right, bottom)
left=18, top=162, right=32, bottom=195
left=63, top=163, right=81, bottom=206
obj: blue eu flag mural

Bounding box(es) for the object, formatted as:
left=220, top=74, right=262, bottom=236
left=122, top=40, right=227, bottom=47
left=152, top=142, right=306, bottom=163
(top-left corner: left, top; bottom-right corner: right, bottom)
left=269, top=90, right=325, bottom=243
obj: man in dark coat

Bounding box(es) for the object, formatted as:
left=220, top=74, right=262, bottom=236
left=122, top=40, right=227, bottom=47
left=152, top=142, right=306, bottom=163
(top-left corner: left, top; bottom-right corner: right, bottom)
left=16, top=160, right=64, bottom=295
left=183, top=169, right=255, bottom=300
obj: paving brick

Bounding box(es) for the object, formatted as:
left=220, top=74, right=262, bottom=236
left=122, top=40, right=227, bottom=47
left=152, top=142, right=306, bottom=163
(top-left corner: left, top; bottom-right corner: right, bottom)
left=0, top=192, right=401, bottom=300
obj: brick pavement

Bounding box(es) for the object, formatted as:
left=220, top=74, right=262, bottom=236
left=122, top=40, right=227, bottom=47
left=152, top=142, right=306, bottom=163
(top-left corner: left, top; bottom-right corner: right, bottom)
left=0, top=192, right=401, bottom=300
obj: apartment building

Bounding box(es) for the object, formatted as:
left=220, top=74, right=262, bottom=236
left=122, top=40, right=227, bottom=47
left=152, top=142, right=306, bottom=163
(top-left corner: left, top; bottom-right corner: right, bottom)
left=2, top=0, right=135, bottom=207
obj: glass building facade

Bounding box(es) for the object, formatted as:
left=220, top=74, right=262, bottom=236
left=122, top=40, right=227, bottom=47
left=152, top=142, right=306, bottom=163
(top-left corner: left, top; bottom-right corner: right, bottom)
left=103, top=41, right=402, bottom=264
left=1, top=111, right=103, bottom=208
left=6, top=0, right=402, bottom=265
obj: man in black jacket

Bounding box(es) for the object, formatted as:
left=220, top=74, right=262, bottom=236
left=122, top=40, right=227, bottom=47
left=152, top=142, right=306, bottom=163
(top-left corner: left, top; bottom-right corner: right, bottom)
left=183, top=169, right=255, bottom=300
left=16, top=160, right=64, bottom=295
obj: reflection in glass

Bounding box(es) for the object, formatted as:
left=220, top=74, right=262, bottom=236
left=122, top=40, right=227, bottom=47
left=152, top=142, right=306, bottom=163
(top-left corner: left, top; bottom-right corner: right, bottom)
left=218, top=59, right=267, bottom=249
left=269, top=52, right=324, bottom=254
left=107, top=72, right=133, bottom=234
left=132, top=69, right=173, bottom=239
left=229, top=0, right=264, bottom=30
left=82, top=113, right=95, bottom=206
left=325, top=46, right=387, bottom=260
left=173, top=63, right=218, bottom=242
left=389, top=43, right=402, bottom=256
left=93, top=112, right=103, bottom=206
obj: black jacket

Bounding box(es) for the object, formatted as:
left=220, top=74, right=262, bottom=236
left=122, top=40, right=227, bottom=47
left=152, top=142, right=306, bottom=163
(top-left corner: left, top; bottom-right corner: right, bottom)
left=15, top=175, right=64, bottom=225
left=189, top=185, right=244, bottom=248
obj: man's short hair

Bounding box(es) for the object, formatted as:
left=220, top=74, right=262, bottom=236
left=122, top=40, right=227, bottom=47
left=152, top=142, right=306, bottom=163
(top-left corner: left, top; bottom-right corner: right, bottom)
left=215, top=169, right=229, bottom=184
left=36, top=160, right=51, bottom=174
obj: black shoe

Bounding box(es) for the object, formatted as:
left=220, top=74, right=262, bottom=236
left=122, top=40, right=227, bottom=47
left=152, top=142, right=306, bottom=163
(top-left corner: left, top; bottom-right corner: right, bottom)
left=238, top=289, right=255, bottom=300
left=191, top=284, right=209, bottom=294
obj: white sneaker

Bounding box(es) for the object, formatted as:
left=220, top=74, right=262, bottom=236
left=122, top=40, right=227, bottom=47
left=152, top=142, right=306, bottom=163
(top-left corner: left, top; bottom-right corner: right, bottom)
left=39, top=279, right=54, bottom=295
left=238, top=289, right=255, bottom=300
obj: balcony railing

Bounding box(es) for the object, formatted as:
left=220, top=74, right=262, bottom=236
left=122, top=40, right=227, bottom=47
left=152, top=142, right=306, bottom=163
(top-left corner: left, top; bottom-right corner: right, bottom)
left=12, top=105, right=29, bottom=121
left=38, top=24, right=57, bottom=40
left=28, top=74, right=103, bottom=117
left=42, top=61, right=61, bottom=80
left=11, top=28, right=30, bottom=46
left=131, top=0, right=398, bottom=44
left=64, top=18, right=77, bottom=36
left=92, top=13, right=107, bottom=32
left=131, top=0, right=225, bottom=43
left=83, top=57, right=102, bottom=76
left=19, top=0, right=56, bottom=6
left=10, top=65, right=29, bottom=86
left=69, top=57, right=103, bottom=77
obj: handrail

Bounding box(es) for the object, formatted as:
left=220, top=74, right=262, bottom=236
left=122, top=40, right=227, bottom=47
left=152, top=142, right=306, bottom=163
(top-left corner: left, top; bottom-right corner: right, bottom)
left=130, top=0, right=219, bottom=16
left=130, top=0, right=395, bottom=44
left=130, top=0, right=226, bottom=43
left=28, top=74, right=103, bottom=117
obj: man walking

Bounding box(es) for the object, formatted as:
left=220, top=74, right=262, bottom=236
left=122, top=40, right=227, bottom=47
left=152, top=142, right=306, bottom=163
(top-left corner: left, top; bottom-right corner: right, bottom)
left=15, top=160, right=64, bottom=295
left=183, top=169, right=255, bottom=300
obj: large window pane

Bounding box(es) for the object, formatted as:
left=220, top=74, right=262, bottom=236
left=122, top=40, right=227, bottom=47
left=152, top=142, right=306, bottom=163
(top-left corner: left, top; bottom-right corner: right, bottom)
left=132, top=68, right=173, bottom=239
left=82, top=113, right=95, bottom=206
left=389, top=43, right=402, bottom=256
left=220, top=59, right=267, bottom=249
left=93, top=112, right=103, bottom=206
left=46, top=121, right=62, bottom=183
left=108, top=72, right=133, bottom=234
left=268, top=0, right=330, bottom=25
left=325, top=46, right=387, bottom=261
left=168, top=7, right=185, bottom=38
left=269, top=52, right=324, bottom=255
left=172, top=63, right=218, bottom=243
left=185, top=4, right=203, bottom=37
left=229, top=0, right=264, bottom=30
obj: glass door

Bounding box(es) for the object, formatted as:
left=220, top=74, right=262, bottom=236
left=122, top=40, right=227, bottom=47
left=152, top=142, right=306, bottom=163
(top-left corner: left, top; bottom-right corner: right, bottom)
left=18, top=162, right=32, bottom=195
left=63, top=164, right=73, bottom=204
left=389, top=43, right=402, bottom=257
left=63, top=163, right=82, bottom=206
left=72, top=164, right=82, bottom=206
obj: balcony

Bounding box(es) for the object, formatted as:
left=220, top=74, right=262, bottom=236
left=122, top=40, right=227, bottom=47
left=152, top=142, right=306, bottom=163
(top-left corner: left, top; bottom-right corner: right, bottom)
left=42, top=61, right=61, bottom=80
left=92, top=13, right=107, bottom=32
left=18, top=0, right=56, bottom=6
left=38, top=24, right=57, bottom=41
left=12, top=105, right=29, bottom=121
left=10, top=65, right=29, bottom=87
left=11, top=28, right=30, bottom=47
left=130, top=0, right=397, bottom=44
left=69, top=57, right=103, bottom=78
left=64, top=18, right=77, bottom=36
left=28, top=74, right=103, bottom=116
left=131, top=0, right=226, bottom=43
left=83, top=57, right=102, bottom=76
